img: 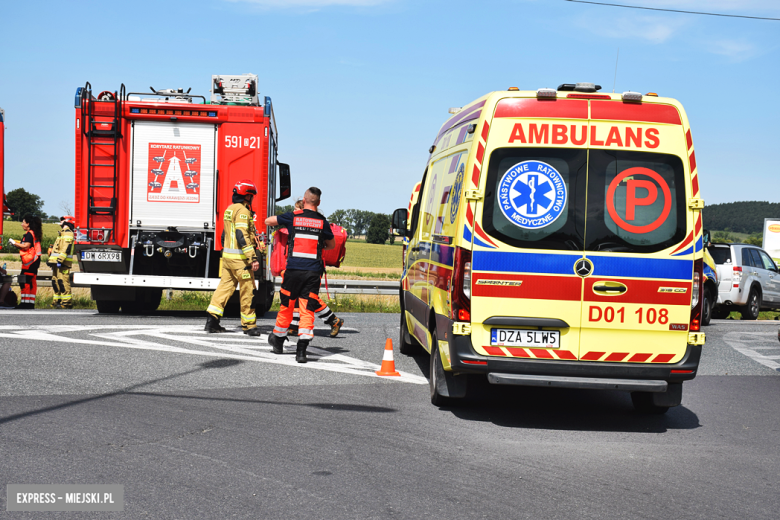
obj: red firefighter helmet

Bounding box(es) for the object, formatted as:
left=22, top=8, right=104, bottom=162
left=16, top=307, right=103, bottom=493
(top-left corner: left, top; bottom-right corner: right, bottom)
left=61, top=215, right=75, bottom=225
left=234, top=180, right=258, bottom=196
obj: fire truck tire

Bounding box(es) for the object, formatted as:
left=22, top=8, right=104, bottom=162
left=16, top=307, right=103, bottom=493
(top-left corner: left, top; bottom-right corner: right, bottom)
left=96, top=300, right=121, bottom=314
left=399, top=311, right=421, bottom=355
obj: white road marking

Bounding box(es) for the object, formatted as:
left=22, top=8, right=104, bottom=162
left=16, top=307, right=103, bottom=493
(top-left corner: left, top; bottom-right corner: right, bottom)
left=723, top=331, right=780, bottom=371
left=0, top=325, right=428, bottom=384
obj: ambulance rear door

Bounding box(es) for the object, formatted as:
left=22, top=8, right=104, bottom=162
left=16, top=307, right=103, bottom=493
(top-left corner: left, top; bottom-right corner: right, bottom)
left=129, top=121, right=217, bottom=229
left=579, top=101, right=694, bottom=364
left=472, top=97, right=590, bottom=362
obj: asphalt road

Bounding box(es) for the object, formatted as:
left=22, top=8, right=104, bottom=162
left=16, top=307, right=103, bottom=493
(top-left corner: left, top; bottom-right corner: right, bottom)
left=1, top=311, right=778, bottom=519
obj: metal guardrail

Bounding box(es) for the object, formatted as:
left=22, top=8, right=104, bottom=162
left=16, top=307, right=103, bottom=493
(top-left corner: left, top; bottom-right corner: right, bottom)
left=7, top=270, right=399, bottom=296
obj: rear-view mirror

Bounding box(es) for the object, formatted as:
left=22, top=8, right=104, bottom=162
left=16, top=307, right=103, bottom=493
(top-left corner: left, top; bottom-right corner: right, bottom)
left=391, top=208, right=408, bottom=237
left=277, top=163, right=291, bottom=202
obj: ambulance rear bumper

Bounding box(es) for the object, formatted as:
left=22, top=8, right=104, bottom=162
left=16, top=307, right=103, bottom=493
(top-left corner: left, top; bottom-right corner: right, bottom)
left=445, top=325, right=701, bottom=384
left=486, top=373, right=668, bottom=392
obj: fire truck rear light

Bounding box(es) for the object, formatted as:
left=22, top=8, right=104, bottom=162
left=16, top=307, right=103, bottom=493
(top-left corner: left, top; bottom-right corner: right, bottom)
left=622, top=91, right=643, bottom=102
left=458, top=309, right=470, bottom=321
left=130, top=108, right=140, bottom=113
left=536, top=88, right=557, bottom=98
left=462, top=360, right=487, bottom=365
left=208, top=111, right=217, bottom=117
left=671, top=369, right=693, bottom=374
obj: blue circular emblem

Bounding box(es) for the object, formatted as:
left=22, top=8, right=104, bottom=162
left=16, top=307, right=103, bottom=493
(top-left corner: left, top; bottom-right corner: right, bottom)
left=450, top=163, right=465, bottom=224
left=497, top=160, right=567, bottom=229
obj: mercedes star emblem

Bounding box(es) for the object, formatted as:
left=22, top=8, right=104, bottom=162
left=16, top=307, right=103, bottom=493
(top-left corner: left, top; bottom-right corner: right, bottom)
left=574, top=258, right=593, bottom=277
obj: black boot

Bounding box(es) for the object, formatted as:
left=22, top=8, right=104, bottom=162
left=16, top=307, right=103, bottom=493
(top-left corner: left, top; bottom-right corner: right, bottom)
left=204, top=315, right=226, bottom=333
left=296, top=340, right=309, bottom=363
left=268, top=333, right=285, bottom=354
left=243, top=327, right=262, bottom=337
left=328, top=317, right=344, bottom=338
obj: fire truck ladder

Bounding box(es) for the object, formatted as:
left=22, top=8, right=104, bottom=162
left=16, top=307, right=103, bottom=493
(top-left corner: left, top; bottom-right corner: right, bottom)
left=80, top=82, right=125, bottom=243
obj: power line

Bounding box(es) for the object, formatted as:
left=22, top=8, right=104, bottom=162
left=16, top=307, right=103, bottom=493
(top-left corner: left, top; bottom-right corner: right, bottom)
left=563, top=0, right=780, bottom=21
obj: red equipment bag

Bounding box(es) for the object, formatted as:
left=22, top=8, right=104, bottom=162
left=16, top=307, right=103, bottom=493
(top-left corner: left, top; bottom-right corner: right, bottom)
left=322, top=224, right=347, bottom=268
left=270, top=223, right=346, bottom=277
left=269, top=228, right=289, bottom=277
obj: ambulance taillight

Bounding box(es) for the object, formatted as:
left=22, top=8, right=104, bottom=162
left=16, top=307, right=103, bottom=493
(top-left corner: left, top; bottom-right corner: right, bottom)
left=451, top=247, right=472, bottom=322
left=690, top=259, right=704, bottom=332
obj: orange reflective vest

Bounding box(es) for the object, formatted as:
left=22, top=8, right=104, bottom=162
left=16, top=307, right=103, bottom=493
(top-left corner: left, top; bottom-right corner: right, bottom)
left=20, top=230, right=42, bottom=269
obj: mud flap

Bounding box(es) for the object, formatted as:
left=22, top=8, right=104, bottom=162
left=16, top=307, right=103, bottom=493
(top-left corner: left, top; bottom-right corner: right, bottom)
left=433, top=347, right=469, bottom=398
left=652, top=382, right=683, bottom=407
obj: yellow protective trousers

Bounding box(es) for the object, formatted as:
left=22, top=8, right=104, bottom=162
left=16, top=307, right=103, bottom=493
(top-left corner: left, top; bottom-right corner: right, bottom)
left=207, top=266, right=257, bottom=329
left=51, top=266, right=72, bottom=307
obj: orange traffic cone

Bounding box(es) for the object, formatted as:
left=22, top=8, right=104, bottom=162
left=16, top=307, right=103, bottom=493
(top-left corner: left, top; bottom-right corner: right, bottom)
left=376, top=338, right=401, bottom=376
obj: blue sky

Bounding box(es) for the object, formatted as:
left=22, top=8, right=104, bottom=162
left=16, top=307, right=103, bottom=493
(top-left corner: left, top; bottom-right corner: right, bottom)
left=1, top=0, right=779, bottom=218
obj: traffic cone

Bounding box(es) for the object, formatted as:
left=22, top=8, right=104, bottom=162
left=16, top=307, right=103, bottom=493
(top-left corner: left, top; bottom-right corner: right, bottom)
left=376, top=338, right=401, bottom=376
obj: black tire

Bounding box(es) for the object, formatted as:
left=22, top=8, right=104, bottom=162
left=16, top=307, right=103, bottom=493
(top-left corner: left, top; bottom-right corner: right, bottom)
left=741, top=287, right=760, bottom=320
left=429, top=329, right=461, bottom=407
left=701, top=287, right=713, bottom=326
left=96, top=300, right=120, bottom=314
left=631, top=392, right=670, bottom=415
left=120, top=300, right=142, bottom=314
left=711, top=306, right=730, bottom=320
left=142, top=288, right=162, bottom=313
left=399, top=311, right=421, bottom=355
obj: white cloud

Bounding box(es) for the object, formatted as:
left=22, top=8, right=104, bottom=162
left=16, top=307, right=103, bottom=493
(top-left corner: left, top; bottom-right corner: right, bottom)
left=225, top=0, right=394, bottom=7
left=705, top=39, right=759, bottom=61
left=577, top=14, right=687, bottom=44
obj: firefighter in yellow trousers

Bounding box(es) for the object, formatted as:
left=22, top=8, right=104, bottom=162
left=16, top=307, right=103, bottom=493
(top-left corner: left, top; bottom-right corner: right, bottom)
left=205, top=179, right=263, bottom=336
left=50, top=216, right=75, bottom=309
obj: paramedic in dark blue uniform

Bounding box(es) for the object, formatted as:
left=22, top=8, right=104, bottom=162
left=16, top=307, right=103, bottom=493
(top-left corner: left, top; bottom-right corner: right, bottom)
left=265, top=187, right=334, bottom=363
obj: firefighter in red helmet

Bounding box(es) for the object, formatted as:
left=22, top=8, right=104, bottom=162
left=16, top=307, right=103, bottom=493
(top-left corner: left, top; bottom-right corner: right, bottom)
left=205, top=179, right=263, bottom=335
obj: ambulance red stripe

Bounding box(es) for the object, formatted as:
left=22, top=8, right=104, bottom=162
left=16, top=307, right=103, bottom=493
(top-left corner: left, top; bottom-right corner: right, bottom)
left=692, top=175, right=699, bottom=196
left=628, top=353, right=652, bottom=362
left=670, top=231, right=694, bottom=255
left=651, top=353, right=675, bottom=363
left=506, top=347, right=530, bottom=358
left=555, top=350, right=578, bottom=360
left=686, top=129, right=693, bottom=150
left=581, top=351, right=605, bottom=361
left=590, top=101, right=682, bottom=125
left=471, top=164, right=481, bottom=187
left=494, top=98, right=588, bottom=119
left=583, top=279, right=691, bottom=305
left=474, top=222, right=499, bottom=248
left=529, top=349, right=555, bottom=359
left=695, top=213, right=702, bottom=235
left=476, top=142, right=485, bottom=165
left=481, top=121, right=490, bottom=142
left=605, top=352, right=629, bottom=362
left=689, top=150, right=697, bottom=173
left=484, top=346, right=506, bottom=356
left=472, top=273, right=581, bottom=301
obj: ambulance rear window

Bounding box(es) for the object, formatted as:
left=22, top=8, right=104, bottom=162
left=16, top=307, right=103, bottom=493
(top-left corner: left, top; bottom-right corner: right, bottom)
left=482, top=148, right=587, bottom=251
left=585, top=150, right=686, bottom=253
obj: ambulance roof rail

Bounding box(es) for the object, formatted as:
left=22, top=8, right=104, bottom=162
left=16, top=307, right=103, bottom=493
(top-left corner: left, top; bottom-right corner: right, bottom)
left=558, top=83, right=602, bottom=92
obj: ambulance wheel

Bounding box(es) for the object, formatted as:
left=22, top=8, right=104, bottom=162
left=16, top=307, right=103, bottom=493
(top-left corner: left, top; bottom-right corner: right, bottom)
left=399, top=311, right=421, bottom=355
left=630, top=392, right=670, bottom=415
left=741, top=288, right=760, bottom=320
left=430, top=337, right=454, bottom=407
left=701, top=287, right=713, bottom=326
left=96, top=300, right=120, bottom=314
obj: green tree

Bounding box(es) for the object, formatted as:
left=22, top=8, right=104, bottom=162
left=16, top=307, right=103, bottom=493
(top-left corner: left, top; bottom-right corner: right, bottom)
left=6, top=188, right=44, bottom=221
left=328, top=209, right=349, bottom=229
left=713, top=230, right=735, bottom=243
left=745, top=232, right=763, bottom=246
left=366, top=213, right=390, bottom=244
left=348, top=209, right=375, bottom=237
left=275, top=204, right=295, bottom=216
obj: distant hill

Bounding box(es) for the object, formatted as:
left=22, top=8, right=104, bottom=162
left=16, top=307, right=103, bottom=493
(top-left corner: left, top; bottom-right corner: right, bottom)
left=703, top=201, right=780, bottom=234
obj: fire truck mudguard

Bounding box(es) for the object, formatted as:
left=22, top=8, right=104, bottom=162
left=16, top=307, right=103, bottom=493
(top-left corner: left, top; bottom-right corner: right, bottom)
left=72, top=74, right=291, bottom=313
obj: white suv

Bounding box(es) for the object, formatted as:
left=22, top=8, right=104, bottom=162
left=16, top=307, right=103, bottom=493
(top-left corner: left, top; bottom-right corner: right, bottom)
left=708, top=243, right=780, bottom=320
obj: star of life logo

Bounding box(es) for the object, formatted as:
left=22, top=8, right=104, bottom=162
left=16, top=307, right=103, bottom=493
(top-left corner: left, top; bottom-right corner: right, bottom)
left=497, top=160, right=567, bottom=229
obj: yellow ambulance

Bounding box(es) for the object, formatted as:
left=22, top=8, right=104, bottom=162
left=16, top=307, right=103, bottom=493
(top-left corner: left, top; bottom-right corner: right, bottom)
left=392, top=83, right=706, bottom=413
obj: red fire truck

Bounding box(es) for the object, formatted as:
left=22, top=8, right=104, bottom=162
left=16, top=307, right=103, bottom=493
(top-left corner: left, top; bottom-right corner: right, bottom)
left=72, top=74, right=291, bottom=313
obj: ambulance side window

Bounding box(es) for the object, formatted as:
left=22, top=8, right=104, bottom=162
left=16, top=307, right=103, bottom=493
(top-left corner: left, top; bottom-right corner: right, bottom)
left=586, top=150, right=686, bottom=253
left=409, top=169, right=428, bottom=239
left=482, top=148, right=586, bottom=251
